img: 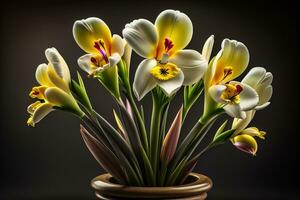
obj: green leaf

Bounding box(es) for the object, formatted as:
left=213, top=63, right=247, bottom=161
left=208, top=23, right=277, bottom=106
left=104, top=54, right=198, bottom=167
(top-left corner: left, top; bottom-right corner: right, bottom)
left=140, top=147, right=155, bottom=186
left=213, top=120, right=228, bottom=140
left=212, top=129, right=235, bottom=146
left=165, top=157, right=187, bottom=186
left=80, top=125, right=127, bottom=184
left=74, top=72, right=93, bottom=112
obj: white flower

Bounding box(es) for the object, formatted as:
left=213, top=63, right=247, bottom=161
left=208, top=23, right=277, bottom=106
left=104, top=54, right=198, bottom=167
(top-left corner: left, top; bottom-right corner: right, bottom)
left=123, top=9, right=207, bottom=100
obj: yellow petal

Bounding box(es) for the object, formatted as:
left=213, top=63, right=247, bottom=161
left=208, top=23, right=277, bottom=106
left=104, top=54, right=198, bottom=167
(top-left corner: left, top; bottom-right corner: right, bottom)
left=73, top=17, right=112, bottom=54
left=212, top=39, right=249, bottom=84
left=27, top=102, right=53, bottom=127
left=241, top=127, right=266, bottom=139
left=29, top=86, right=48, bottom=99
left=155, top=10, right=193, bottom=58
left=47, top=66, right=70, bottom=93
left=35, top=63, right=53, bottom=86
left=44, top=87, right=83, bottom=117
left=233, top=134, right=257, bottom=155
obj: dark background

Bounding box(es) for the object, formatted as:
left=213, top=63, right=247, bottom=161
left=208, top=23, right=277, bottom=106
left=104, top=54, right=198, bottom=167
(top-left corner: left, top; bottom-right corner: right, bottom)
left=1, top=0, right=299, bottom=199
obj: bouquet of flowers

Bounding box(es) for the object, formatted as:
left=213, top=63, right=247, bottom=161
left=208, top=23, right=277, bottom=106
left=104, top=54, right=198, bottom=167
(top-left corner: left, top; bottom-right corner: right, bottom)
left=26, top=9, right=273, bottom=187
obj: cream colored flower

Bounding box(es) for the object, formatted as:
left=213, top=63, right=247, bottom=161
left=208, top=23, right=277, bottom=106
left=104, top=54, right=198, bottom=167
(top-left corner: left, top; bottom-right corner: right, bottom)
left=123, top=10, right=207, bottom=100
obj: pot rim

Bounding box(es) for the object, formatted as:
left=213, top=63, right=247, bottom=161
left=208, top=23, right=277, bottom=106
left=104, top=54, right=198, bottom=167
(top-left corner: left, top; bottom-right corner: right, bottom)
left=91, top=172, right=212, bottom=199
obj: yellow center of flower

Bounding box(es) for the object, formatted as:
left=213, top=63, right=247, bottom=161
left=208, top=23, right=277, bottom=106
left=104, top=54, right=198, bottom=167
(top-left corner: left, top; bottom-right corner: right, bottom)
left=221, top=83, right=243, bottom=104
left=150, top=62, right=180, bottom=81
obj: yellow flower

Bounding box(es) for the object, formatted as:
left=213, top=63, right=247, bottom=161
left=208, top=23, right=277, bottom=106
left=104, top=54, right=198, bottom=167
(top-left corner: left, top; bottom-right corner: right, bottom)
left=202, top=39, right=259, bottom=120
left=232, top=127, right=266, bottom=155
left=123, top=9, right=207, bottom=100
left=73, top=17, right=126, bottom=76
left=27, top=48, right=83, bottom=127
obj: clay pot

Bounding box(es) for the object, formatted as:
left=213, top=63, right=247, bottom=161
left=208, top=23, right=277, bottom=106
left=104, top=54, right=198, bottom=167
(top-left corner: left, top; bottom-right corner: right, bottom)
left=91, top=172, right=212, bottom=199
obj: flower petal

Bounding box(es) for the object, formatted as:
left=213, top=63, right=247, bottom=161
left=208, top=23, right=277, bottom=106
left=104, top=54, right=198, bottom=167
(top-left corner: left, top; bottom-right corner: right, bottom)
left=213, top=39, right=249, bottom=84
left=202, top=35, right=214, bottom=61
left=47, top=66, right=70, bottom=92
left=44, top=87, right=82, bottom=116
left=242, top=67, right=266, bottom=89
left=122, top=19, right=158, bottom=58
left=111, top=34, right=125, bottom=56
left=31, top=103, right=53, bottom=126
left=108, top=53, right=121, bottom=67
left=45, top=47, right=71, bottom=83
left=208, top=84, right=227, bottom=103
left=169, top=49, right=207, bottom=85
left=35, top=63, right=53, bottom=86
left=232, top=134, right=258, bottom=155
left=77, top=54, right=96, bottom=75
left=73, top=17, right=111, bottom=54
left=261, top=72, right=273, bottom=87
left=155, top=9, right=192, bottom=55
left=257, top=85, right=273, bottom=108
left=232, top=82, right=259, bottom=111
left=232, top=110, right=256, bottom=134
left=157, top=70, right=184, bottom=96
left=133, top=59, right=157, bottom=100
left=224, top=103, right=246, bottom=119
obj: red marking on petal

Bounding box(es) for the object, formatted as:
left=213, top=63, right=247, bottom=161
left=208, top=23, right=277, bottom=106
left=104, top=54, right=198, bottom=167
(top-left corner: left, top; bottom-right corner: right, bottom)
left=164, top=38, right=174, bottom=52
left=236, top=85, right=243, bottom=94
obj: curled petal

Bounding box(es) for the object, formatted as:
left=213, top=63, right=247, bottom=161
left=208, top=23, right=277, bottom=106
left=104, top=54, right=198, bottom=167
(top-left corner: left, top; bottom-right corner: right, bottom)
left=133, top=59, right=157, bottom=100
left=111, top=34, right=125, bottom=56
left=242, top=67, right=266, bottom=89
left=155, top=9, right=192, bottom=56
left=241, top=127, right=266, bottom=139
left=224, top=103, right=246, bottom=119
left=208, top=84, right=227, bottom=104
left=202, top=35, right=214, bottom=61
left=45, top=47, right=71, bottom=83
left=157, top=70, right=184, bottom=96
left=213, top=39, right=249, bottom=84
left=35, top=63, right=53, bottom=86
left=169, top=49, right=207, bottom=85
left=27, top=102, right=53, bottom=127
left=73, top=17, right=112, bottom=54
left=232, top=134, right=258, bottom=155
left=232, top=110, right=255, bottom=135
left=77, top=54, right=97, bottom=75
left=123, top=19, right=158, bottom=58
left=232, top=82, right=259, bottom=111
left=256, top=85, right=273, bottom=108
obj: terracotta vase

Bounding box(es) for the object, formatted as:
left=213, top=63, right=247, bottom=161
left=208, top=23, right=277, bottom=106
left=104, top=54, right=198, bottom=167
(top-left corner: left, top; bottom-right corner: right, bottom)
left=91, top=172, right=212, bottom=199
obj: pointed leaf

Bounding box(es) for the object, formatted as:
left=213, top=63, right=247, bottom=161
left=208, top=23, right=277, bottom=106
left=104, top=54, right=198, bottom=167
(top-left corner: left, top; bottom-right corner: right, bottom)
left=161, top=107, right=183, bottom=163
left=213, top=120, right=228, bottom=140
left=177, top=154, right=199, bottom=185
left=212, top=129, right=235, bottom=146
left=80, top=125, right=126, bottom=184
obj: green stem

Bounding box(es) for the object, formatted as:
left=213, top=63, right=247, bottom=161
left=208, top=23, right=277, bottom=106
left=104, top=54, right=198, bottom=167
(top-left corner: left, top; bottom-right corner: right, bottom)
left=150, top=91, right=163, bottom=184
left=123, top=75, right=149, bottom=155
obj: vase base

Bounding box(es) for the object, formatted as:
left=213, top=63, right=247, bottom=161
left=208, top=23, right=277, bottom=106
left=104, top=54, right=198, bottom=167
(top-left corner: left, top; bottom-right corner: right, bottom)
left=95, top=192, right=207, bottom=200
